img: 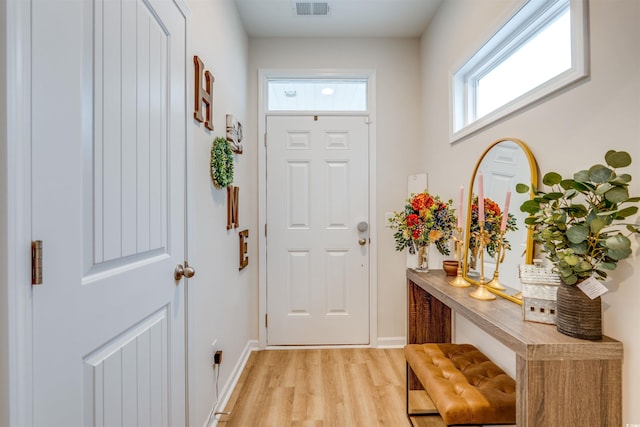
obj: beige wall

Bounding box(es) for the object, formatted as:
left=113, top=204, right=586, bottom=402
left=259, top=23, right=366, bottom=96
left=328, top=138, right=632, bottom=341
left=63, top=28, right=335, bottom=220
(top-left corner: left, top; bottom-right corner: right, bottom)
left=186, top=1, right=252, bottom=425
left=0, top=0, right=8, bottom=423
left=247, top=37, right=423, bottom=340
left=420, top=0, right=640, bottom=423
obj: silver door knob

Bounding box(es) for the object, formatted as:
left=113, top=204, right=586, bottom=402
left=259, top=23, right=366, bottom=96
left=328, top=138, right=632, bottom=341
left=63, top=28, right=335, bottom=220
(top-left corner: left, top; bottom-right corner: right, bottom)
left=174, top=263, right=196, bottom=281
left=358, top=238, right=367, bottom=246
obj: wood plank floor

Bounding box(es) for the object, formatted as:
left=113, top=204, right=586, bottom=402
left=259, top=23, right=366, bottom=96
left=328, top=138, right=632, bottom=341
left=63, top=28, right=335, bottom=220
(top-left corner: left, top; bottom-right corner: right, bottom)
left=217, top=348, right=447, bottom=427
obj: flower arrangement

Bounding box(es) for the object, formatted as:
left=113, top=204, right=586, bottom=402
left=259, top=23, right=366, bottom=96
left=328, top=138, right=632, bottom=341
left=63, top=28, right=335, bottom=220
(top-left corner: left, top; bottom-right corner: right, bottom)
left=518, top=150, right=640, bottom=285
left=389, top=191, right=457, bottom=256
left=469, top=196, right=518, bottom=262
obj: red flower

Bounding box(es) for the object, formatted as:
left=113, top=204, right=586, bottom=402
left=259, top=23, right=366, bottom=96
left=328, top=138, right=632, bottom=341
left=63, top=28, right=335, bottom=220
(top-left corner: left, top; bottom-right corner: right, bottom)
left=413, top=229, right=421, bottom=239
left=406, top=213, right=421, bottom=227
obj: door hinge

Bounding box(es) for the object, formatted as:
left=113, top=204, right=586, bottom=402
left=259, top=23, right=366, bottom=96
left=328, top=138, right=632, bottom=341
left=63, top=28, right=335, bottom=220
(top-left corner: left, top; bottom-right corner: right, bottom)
left=264, top=133, right=267, bottom=147
left=264, top=224, right=267, bottom=237
left=265, top=313, right=268, bottom=328
left=31, top=240, right=43, bottom=285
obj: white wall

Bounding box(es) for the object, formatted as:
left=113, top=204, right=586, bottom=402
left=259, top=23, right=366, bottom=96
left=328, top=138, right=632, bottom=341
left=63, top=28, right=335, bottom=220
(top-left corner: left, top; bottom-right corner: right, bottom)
left=420, top=0, right=640, bottom=423
left=185, top=1, right=253, bottom=425
left=247, top=37, right=423, bottom=341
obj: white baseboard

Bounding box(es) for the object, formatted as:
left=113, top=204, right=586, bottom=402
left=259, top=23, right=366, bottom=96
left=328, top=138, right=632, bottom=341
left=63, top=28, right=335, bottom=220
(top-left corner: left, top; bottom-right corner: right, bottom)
left=206, top=339, right=259, bottom=427
left=376, top=336, right=406, bottom=348
left=262, top=337, right=407, bottom=351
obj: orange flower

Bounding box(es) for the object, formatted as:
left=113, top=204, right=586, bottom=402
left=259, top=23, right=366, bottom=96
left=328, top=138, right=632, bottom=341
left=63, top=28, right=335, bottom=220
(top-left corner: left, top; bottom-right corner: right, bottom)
left=471, top=200, right=501, bottom=216
left=411, top=193, right=434, bottom=211
left=419, top=208, right=432, bottom=219
left=429, top=229, right=442, bottom=242
left=485, top=199, right=501, bottom=216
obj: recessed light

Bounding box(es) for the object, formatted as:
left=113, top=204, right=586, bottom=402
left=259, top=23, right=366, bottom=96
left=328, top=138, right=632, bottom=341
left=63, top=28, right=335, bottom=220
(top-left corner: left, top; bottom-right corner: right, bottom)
left=321, top=87, right=334, bottom=95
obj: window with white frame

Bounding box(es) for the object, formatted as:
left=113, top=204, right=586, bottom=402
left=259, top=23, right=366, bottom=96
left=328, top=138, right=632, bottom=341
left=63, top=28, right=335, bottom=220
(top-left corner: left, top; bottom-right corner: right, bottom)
left=451, top=0, right=589, bottom=141
left=267, top=79, right=368, bottom=112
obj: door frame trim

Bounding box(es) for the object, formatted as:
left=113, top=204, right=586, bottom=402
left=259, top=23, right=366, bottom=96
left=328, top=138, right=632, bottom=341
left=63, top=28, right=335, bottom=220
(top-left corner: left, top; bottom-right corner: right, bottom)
left=181, top=4, right=196, bottom=426
left=257, top=68, right=378, bottom=348
left=4, top=0, right=34, bottom=425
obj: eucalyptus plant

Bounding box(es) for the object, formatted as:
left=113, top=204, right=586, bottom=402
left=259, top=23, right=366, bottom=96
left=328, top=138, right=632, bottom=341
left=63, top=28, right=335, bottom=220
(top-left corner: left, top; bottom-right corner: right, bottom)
left=518, top=150, right=640, bottom=285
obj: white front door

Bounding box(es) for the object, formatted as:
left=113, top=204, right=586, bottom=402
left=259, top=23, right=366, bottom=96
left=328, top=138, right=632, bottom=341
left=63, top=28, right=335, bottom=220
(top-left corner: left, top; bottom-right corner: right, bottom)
left=266, top=115, right=370, bottom=345
left=480, top=140, right=531, bottom=286
left=31, top=0, right=188, bottom=425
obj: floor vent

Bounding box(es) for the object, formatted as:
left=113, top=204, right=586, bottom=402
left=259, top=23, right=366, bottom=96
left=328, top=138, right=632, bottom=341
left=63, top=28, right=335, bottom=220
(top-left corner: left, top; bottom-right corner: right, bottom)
left=294, top=2, right=331, bottom=16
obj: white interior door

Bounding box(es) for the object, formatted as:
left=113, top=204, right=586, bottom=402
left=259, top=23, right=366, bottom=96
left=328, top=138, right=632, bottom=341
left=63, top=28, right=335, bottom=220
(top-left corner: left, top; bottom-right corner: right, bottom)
left=266, top=115, right=370, bottom=345
left=31, top=0, right=188, bottom=425
left=480, top=141, right=531, bottom=286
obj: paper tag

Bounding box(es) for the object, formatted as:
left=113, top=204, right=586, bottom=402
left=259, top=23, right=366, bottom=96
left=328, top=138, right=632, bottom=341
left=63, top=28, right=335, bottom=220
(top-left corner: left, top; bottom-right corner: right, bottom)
left=577, top=276, right=609, bottom=300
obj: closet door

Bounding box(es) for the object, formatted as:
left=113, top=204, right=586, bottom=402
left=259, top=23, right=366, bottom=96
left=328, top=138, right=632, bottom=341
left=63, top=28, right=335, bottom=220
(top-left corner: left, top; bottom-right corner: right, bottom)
left=31, top=1, right=188, bottom=425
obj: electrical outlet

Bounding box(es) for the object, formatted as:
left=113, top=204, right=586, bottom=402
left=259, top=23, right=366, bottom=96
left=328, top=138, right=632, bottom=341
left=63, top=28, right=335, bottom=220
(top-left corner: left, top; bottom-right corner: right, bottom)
left=214, top=350, right=223, bottom=365
left=211, top=339, right=218, bottom=365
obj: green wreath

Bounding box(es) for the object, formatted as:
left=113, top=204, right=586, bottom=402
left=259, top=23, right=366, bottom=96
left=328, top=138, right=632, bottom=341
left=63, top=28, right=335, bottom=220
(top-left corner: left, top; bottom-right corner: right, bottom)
left=210, top=137, right=234, bottom=188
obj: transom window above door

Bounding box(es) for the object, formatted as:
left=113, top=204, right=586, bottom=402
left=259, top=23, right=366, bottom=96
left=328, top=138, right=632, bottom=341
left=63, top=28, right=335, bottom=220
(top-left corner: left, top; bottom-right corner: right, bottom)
left=267, top=79, right=367, bottom=111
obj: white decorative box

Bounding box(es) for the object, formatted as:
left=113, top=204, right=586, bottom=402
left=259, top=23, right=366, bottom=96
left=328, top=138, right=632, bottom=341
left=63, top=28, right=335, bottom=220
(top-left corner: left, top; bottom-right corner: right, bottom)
left=519, top=264, right=561, bottom=325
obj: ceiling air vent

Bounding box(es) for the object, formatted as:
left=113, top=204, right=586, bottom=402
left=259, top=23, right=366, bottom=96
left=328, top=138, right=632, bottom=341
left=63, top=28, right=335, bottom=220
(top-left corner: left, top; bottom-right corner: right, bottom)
left=293, top=1, right=331, bottom=16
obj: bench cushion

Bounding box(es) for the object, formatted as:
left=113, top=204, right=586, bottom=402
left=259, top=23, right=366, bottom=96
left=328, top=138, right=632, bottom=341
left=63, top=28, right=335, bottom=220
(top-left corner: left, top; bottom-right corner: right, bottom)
left=405, top=343, right=516, bottom=425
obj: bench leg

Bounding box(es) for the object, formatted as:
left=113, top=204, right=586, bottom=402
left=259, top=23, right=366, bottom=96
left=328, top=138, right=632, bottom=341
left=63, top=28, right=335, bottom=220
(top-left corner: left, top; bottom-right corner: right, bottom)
left=406, top=362, right=410, bottom=416
left=406, top=362, right=440, bottom=423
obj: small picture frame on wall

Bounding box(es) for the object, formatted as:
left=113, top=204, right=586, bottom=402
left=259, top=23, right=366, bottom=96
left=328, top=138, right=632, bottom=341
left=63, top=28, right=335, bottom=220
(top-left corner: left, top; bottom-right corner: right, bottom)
left=226, top=114, right=243, bottom=154
left=239, top=229, right=249, bottom=270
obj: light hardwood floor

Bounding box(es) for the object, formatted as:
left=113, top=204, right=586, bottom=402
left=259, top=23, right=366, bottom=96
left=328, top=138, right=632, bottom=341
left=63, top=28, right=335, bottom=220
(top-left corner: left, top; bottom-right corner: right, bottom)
left=217, top=348, right=447, bottom=427
left=218, top=348, right=408, bottom=426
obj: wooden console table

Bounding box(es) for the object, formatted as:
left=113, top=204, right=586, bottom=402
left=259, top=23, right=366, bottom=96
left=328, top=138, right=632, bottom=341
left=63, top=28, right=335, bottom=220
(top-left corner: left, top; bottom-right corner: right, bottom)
left=407, top=269, right=623, bottom=427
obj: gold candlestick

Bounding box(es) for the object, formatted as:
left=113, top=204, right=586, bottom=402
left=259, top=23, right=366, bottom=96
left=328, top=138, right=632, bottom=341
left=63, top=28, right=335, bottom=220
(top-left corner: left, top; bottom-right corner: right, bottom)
left=449, top=226, right=470, bottom=287
left=470, top=222, right=496, bottom=301
left=487, top=230, right=506, bottom=291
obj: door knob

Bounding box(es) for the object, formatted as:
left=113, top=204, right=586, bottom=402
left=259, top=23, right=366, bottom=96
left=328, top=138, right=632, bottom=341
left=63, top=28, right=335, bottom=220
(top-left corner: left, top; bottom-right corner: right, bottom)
left=174, top=262, right=196, bottom=281
left=358, top=238, right=367, bottom=246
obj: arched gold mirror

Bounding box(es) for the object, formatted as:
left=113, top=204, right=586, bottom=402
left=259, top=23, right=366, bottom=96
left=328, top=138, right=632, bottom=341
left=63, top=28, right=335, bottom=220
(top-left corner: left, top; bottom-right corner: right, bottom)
left=462, top=138, right=538, bottom=303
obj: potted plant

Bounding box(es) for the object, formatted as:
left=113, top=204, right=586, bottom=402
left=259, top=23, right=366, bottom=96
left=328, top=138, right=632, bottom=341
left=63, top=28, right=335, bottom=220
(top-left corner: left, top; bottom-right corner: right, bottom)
left=518, top=150, right=640, bottom=340
left=389, top=191, right=456, bottom=271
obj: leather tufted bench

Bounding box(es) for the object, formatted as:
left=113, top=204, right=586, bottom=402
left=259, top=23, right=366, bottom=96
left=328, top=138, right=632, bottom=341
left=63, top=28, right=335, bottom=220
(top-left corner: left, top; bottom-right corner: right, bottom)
left=405, top=343, right=516, bottom=426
